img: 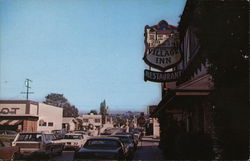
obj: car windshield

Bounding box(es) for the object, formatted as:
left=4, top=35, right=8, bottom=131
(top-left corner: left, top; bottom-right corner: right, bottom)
left=84, top=139, right=119, bottom=148
left=64, top=135, right=82, bottom=139
left=17, top=133, right=42, bottom=141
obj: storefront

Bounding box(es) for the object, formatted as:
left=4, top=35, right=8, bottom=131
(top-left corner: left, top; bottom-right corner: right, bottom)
left=0, top=100, right=63, bottom=132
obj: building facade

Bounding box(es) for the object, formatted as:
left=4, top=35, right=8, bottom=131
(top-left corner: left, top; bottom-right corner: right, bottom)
left=79, top=113, right=102, bottom=130
left=0, top=100, right=63, bottom=132
left=151, top=0, right=248, bottom=160
left=62, top=117, right=81, bottom=132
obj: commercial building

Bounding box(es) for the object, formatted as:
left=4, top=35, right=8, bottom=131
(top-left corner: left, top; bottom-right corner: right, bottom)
left=79, top=113, right=102, bottom=130
left=151, top=0, right=248, bottom=160
left=62, top=117, right=81, bottom=132
left=0, top=100, right=63, bottom=132
left=148, top=105, right=160, bottom=138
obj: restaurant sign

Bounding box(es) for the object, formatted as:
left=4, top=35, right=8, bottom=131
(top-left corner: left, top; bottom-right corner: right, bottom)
left=143, top=20, right=182, bottom=71
left=144, top=70, right=182, bottom=82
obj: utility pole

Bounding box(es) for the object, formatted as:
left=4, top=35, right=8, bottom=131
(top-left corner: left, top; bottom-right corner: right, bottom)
left=21, top=78, right=34, bottom=100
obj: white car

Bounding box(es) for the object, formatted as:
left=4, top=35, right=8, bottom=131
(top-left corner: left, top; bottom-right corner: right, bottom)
left=12, top=132, right=64, bottom=159
left=60, top=133, right=86, bottom=150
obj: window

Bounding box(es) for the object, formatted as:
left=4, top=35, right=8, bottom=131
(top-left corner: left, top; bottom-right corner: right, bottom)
left=48, top=122, right=53, bottom=126
left=95, top=119, right=100, bottom=123
left=39, top=120, right=46, bottom=126
left=64, top=135, right=82, bottom=139
left=84, top=140, right=119, bottom=148
left=83, top=119, right=89, bottom=123
left=17, top=133, right=42, bottom=141
left=157, top=35, right=163, bottom=40
left=45, top=134, right=55, bottom=141
left=149, top=34, right=155, bottom=40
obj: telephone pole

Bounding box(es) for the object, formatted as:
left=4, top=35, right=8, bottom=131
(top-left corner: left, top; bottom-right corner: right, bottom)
left=21, top=78, right=34, bottom=100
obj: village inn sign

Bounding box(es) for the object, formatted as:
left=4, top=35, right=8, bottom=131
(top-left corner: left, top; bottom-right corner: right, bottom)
left=143, top=20, right=182, bottom=82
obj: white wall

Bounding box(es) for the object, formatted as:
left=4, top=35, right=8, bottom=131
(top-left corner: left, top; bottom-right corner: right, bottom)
left=30, top=104, right=38, bottom=115
left=37, top=103, right=63, bottom=132
left=153, top=118, right=160, bottom=138
left=81, top=114, right=102, bottom=127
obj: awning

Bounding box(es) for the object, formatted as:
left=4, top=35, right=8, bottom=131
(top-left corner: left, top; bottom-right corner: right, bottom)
left=151, top=89, right=212, bottom=117
left=0, top=120, right=23, bottom=125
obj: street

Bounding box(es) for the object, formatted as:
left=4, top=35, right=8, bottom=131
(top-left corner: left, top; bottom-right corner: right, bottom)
left=133, top=136, right=164, bottom=160
left=49, top=151, right=74, bottom=161
left=47, top=136, right=164, bottom=161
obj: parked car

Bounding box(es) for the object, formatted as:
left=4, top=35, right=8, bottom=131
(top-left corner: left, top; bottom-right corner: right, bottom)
left=0, top=130, right=17, bottom=136
left=60, top=133, right=86, bottom=150
left=0, top=130, right=18, bottom=147
left=115, top=132, right=138, bottom=149
left=75, top=137, right=126, bottom=160
left=52, top=130, right=67, bottom=139
left=133, top=128, right=144, bottom=139
left=74, top=130, right=89, bottom=136
left=12, top=132, right=64, bottom=159
left=109, top=135, right=135, bottom=159
left=0, top=139, right=20, bottom=161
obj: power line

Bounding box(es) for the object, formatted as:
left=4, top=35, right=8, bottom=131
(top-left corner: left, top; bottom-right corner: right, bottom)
left=21, top=78, right=34, bottom=100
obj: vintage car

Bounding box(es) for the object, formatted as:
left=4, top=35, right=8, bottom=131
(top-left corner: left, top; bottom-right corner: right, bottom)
left=74, top=137, right=126, bottom=160
left=115, top=132, right=138, bottom=149
left=12, top=132, right=64, bottom=158
left=73, top=130, right=88, bottom=136
left=59, top=133, right=86, bottom=150
left=0, top=139, right=20, bottom=161
left=110, top=135, right=135, bottom=159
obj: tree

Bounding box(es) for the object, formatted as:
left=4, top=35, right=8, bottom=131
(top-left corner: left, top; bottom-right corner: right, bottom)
left=44, top=93, right=79, bottom=117
left=89, top=110, right=98, bottom=115
left=99, top=100, right=109, bottom=124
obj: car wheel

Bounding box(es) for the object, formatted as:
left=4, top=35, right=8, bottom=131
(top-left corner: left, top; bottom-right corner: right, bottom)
left=57, top=148, right=63, bottom=155
left=10, top=153, right=17, bottom=161
left=48, top=148, right=55, bottom=158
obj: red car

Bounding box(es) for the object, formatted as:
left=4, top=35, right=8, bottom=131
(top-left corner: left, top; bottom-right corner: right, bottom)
left=0, top=139, right=20, bottom=161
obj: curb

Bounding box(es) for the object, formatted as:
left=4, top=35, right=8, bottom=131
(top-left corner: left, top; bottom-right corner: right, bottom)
left=141, top=138, right=160, bottom=142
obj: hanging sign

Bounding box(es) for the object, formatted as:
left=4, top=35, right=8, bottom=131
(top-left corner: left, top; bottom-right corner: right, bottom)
left=143, top=20, right=182, bottom=71
left=144, top=70, right=182, bottom=82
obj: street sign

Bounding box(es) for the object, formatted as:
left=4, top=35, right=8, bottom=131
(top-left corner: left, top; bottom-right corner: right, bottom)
left=143, top=20, right=182, bottom=71
left=144, top=69, right=182, bottom=82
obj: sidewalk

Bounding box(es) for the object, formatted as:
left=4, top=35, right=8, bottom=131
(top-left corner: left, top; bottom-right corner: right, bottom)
left=141, top=135, right=160, bottom=142
left=133, top=136, right=164, bottom=160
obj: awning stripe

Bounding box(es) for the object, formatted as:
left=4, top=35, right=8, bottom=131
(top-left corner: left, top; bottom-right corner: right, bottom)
left=0, top=120, right=9, bottom=125
left=0, top=120, right=23, bottom=125
left=9, top=120, right=22, bottom=125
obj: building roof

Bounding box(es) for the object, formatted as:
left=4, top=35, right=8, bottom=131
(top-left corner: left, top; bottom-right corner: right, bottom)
left=0, top=100, right=38, bottom=105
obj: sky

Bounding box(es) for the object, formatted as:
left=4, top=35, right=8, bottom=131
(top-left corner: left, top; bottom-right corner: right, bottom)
left=0, top=0, right=186, bottom=113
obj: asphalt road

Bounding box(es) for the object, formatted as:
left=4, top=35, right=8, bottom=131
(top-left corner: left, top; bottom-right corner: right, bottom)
left=49, top=137, right=164, bottom=161
left=133, top=139, right=164, bottom=160
left=49, top=151, right=75, bottom=161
